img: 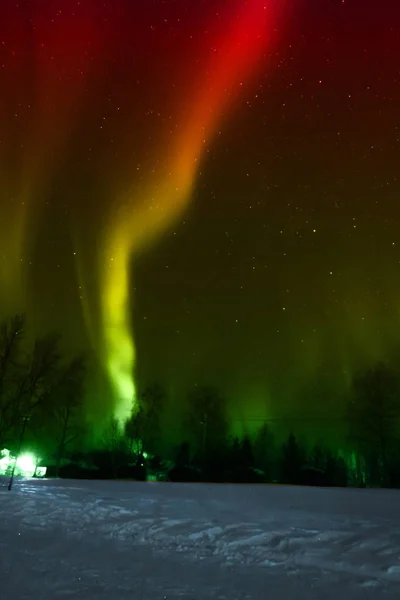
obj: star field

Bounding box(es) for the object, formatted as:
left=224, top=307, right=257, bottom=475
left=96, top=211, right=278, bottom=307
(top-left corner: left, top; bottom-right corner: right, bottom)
left=1, top=0, right=400, bottom=437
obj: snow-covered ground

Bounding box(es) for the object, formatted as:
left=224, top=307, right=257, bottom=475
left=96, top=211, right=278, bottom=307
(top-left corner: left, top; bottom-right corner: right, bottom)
left=1, top=478, right=399, bottom=599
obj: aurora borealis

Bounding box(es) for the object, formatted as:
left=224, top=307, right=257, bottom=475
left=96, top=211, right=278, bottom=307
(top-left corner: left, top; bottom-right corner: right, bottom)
left=1, top=0, right=400, bottom=437
left=99, top=0, right=282, bottom=423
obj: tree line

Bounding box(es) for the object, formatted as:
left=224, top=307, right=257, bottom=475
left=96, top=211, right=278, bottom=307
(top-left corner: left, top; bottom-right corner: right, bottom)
left=1, top=314, right=399, bottom=487
left=0, top=314, right=86, bottom=477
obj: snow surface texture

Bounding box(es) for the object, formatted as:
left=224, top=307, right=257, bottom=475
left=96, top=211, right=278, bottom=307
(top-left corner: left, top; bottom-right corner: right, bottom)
left=1, top=478, right=400, bottom=599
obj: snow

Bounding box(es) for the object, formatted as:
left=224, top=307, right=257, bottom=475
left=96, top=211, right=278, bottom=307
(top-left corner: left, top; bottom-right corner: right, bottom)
left=1, top=478, right=399, bottom=599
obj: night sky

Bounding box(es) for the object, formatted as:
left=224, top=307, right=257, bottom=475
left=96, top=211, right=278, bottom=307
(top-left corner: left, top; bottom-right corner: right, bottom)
left=1, top=0, right=400, bottom=437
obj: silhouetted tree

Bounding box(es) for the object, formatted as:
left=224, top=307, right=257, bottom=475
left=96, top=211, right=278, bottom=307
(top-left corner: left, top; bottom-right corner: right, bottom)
left=227, top=435, right=260, bottom=483
left=18, top=332, right=61, bottom=413
left=388, top=439, right=400, bottom=488
left=23, top=412, right=54, bottom=469
left=140, top=383, right=165, bottom=454
left=102, top=417, right=124, bottom=478
left=325, top=450, right=348, bottom=487
left=349, top=450, right=367, bottom=487
left=301, top=444, right=349, bottom=487
left=125, top=404, right=146, bottom=456
left=175, top=441, right=191, bottom=468
left=253, top=423, right=276, bottom=481
left=124, top=383, right=166, bottom=459
left=230, top=436, right=241, bottom=463
left=348, top=362, right=400, bottom=486
left=168, top=441, right=202, bottom=482
left=311, top=443, right=326, bottom=472
left=239, top=436, right=255, bottom=469
left=0, top=317, right=61, bottom=449
left=186, top=385, right=228, bottom=460
left=0, top=313, right=25, bottom=446
left=50, top=355, right=87, bottom=476
left=279, top=432, right=306, bottom=484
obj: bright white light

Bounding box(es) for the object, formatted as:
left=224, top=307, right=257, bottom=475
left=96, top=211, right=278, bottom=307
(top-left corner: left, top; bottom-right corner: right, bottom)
left=0, top=448, right=47, bottom=477
left=0, top=448, right=11, bottom=473
left=17, top=454, right=36, bottom=477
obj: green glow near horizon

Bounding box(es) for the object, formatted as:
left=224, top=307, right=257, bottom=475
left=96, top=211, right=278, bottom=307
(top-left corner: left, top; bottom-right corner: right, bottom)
left=0, top=449, right=47, bottom=478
